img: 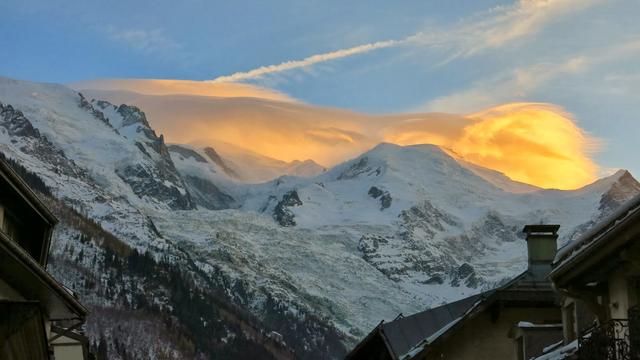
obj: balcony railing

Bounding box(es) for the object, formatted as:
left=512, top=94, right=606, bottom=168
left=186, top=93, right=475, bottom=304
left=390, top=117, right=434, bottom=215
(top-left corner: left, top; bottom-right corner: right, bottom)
left=630, top=306, right=640, bottom=360
left=578, top=319, right=631, bottom=360
left=578, top=307, right=640, bottom=360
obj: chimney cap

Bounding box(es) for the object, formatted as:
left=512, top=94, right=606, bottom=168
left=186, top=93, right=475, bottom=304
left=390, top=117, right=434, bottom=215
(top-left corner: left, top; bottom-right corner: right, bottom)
left=522, top=224, right=560, bottom=236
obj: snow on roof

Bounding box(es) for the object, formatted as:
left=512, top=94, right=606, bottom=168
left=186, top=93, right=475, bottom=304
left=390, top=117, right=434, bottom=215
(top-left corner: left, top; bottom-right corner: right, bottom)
left=553, top=193, right=640, bottom=270
left=379, top=294, right=483, bottom=358
left=516, top=321, right=562, bottom=328
left=533, top=339, right=578, bottom=360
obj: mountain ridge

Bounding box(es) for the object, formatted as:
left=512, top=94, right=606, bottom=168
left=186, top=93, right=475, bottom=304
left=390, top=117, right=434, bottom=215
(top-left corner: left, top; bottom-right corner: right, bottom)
left=0, top=76, right=638, bottom=359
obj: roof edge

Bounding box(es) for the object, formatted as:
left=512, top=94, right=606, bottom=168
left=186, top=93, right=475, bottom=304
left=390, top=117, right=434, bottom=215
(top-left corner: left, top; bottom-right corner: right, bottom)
left=553, top=194, right=640, bottom=266
left=0, top=156, right=58, bottom=225
left=0, top=230, right=87, bottom=319
left=551, top=195, right=640, bottom=280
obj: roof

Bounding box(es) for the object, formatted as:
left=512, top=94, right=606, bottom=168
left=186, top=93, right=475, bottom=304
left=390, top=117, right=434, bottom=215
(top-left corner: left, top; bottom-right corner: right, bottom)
left=379, top=294, right=483, bottom=358
left=0, top=156, right=87, bottom=320
left=0, top=156, right=57, bottom=226
left=0, top=156, right=58, bottom=265
left=348, top=266, right=559, bottom=360
left=399, top=268, right=558, bottom=359
left=551, top=194, right=640, bottom=278
left=0, top=229, right=87, bottom=320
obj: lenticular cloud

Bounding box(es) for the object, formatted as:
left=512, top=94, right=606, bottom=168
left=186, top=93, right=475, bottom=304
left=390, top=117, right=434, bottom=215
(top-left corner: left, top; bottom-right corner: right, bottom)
left=76, top=80, right=599, bottom=190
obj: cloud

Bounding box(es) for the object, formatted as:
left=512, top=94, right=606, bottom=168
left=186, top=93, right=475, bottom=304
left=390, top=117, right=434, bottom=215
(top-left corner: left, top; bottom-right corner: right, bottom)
left=210, top=0, right=600, bottom=83
left=105, top=26, right=180, bottom=54
left=452, top=0, right=600, bottom=57
left=384, top=103, right=599, bottom=189
left=424, top=56, right=588, bottom=112
left=460, top=103, right=599, bottom=189
left=72, top=78, right=296, bottom=102
left=211, top=38, right=405, bottom=83
left=84, top=84, right=599, bottom=189
left=423, top=37, right=640, bottom=113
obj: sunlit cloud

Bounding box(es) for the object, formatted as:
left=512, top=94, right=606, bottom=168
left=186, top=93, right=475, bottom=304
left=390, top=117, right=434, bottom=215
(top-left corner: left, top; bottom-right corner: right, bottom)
left=210, top=0, right=600, bottom=83
left=73, top=79, right=296, bottom=102
left=460, top=103, right=598, bottom=189
left=82, top=85, right=600, bottom=190
left=385, top=103, right=599, bottom=189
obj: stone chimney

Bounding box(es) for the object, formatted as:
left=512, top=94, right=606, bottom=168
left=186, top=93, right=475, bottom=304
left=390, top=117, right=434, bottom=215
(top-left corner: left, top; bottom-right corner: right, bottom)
left=522, top=224, right=560, bottom=278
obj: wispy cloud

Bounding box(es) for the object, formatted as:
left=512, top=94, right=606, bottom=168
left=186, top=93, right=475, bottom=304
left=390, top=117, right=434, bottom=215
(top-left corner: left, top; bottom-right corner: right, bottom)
left=424, top=37, right=640, bottom=112
left=210, top=38, right=406, bottom=83
left=211, top=0, right=600, bottom=83
left=454, top=0, right=599, bottom=56
left=424, top=56, right=588, bottom=112
left=105, top=26, right=180, bottom=54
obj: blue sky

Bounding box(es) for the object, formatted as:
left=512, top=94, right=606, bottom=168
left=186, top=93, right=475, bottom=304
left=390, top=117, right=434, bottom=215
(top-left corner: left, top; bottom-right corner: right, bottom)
left=1, top=0, right=639, bottom=178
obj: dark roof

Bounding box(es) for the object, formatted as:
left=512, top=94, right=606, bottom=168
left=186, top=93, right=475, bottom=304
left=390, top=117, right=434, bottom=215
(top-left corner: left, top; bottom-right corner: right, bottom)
left=348, top=265, right=559, bottom=360
left=399, top=270, right=558, bottom=359
left=379, top=294, right=483, bottom=358
left=0, top=156, right=58, bottom=265
left=552, top=194, right=640, bottom=269
left=0, top=156, right=57, bottom=225
left=0, top=229, right=87, bottom=320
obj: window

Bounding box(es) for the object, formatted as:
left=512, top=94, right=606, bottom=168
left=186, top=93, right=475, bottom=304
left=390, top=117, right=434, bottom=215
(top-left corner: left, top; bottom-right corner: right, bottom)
left=0, top=205, right=21, bottom=242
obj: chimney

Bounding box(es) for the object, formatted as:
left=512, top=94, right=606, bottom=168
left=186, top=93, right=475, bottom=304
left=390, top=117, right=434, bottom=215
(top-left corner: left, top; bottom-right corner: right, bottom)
left=522, top=224, right=560, bottom=278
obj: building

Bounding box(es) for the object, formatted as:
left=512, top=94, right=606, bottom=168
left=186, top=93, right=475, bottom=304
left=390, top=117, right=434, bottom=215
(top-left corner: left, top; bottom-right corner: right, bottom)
left=538, top=194, right=640, bottom=360
left=0, top=158, right=89, bottom=359
left=345, top=295, right=482, bottom=360
left=346, top=225, right=563, bottom=360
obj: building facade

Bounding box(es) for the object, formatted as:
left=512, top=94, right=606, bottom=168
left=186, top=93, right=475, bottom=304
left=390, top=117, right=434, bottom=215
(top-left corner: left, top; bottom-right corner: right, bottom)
left=540, top=195, right=640, bottom=360
left=0, top=158, right=89, bottom=359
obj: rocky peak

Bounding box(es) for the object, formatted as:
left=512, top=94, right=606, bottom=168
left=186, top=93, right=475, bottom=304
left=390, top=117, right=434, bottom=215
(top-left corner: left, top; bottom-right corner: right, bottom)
left=368, top=186, right=392, bottom=210
left=168, top=145, right=208, bottom=163
left=273, top=190, right=303, bottom=226
left=337, top=157, right=383, bottom=180
left=117, top=104, right=151, bottom=128
left=0, top=102, right=87, bottom=180
left=599, top=170, right=640, bottom=215
left=0, top=102, right=40, bottom=138
left=203, top=147, right=239, bottom=178
left=93, top=100, right=117, bottom=111
left=78, top=93, right=111, bottom=127
left=78, top=98, right=195, bottom=211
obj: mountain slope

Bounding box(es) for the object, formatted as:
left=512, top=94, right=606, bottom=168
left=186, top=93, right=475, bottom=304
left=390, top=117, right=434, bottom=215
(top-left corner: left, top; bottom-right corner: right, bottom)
left=228, top=143, right=639, bottom=319
left=0, top=77, right=345, bottom=358
left=0, top=77, right=638, bottom=358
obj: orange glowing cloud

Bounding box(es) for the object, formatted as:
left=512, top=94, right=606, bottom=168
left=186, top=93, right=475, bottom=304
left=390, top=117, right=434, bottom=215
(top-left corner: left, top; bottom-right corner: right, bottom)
left=71, top=79, right=295, bottom=102
left=459, top=104, right=598, bottom=189
left=384, top=103, right=599, bottom=189
left=75, top=80, right=600, bottom=190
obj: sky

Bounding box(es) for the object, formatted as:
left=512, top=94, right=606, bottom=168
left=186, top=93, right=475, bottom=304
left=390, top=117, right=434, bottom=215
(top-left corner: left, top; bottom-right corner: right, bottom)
left=1, top=0, right=639, bottom=187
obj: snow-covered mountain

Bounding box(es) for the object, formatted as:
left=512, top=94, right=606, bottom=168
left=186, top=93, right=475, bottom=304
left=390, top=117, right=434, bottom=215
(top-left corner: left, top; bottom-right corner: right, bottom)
left=169, top=141, right=325, bottom=184
left=1, top=76, right=638, bottom=359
